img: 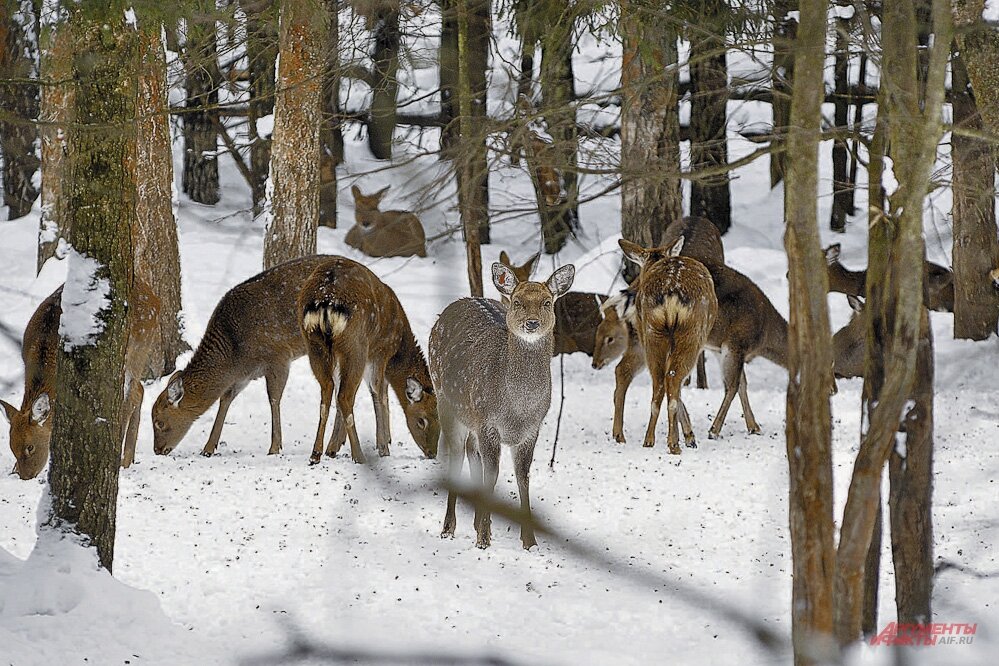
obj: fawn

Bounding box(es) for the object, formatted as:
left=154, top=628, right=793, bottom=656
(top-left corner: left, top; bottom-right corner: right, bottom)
left=346, top=185, right=428, bottom=258
left=2, top=281, right=159, bottom=479
left=430, top=261, right=575, bottom=549
left=298, top=256, right=439, bottom=464
left=825, top=243, right=954, bottom=312
left=619, top=238, right=718, bottom=453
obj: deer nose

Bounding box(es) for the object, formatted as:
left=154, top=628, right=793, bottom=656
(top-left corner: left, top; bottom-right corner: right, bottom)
left=525, top=319, right=540, bottom=332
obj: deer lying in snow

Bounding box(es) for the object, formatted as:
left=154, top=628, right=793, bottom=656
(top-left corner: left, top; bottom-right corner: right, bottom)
left=2, top=281, right=159, bottom=479
left=498, top=250, right=606, bottom=357
left=346, top=185, right=428, bottom=258
left=298, top=256, right=439, bottom=464
left=619, top=238, right=717, bottom=453
left=825, top=243, right=954, bottom=312
left=431, top=261, right=575, bottom=549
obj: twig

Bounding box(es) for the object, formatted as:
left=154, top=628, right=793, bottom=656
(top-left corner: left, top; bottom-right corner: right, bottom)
left=549, top=353, right=565, bottom=469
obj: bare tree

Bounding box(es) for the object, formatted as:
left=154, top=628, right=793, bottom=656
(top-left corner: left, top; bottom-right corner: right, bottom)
left=456, top=0, right=482, bottom=296
left=830, top=10, right=852, bottom=232
left=0, top=0, right=40, bottom=220
left=319, top=0, right=342, bottom=228
left=182, top=2, right=222, bottom=205
left=769, top=0, right=796, bottom=188
left=244, top=0, right=278, bottom=216
left=363, top=0, right=401, bottom=160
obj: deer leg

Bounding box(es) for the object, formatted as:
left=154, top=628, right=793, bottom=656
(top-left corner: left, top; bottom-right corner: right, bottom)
left=708, top=348, right=745, bottom=440
left=514, top=435, right=539, bottom=550
left=440, top=408, right=464, bottom=539
left=264, top=364, right=290, bottom=455
left=677, top=395, right=696, bottom=448
left=336, top=356, right=366, bottom=465
left=465, top=433, right=484, bottom=530
left=696, top=351, right=708, bottom=389
left=309, top=378, right=335, bottom=465
left=665, top=375, right=683, bottom=455
left=202, top=385, right=240, bottom=457
left=369, top=366, right=392, bottom=457
left=612, top=349, right=643, bottom=443
left=475, top=428, right=501, bottom=549
left=326, top=411, right=346, bottom=457
left=120, top=378, right=143, bottom=468
left=737, top=370, right=761, bottom=435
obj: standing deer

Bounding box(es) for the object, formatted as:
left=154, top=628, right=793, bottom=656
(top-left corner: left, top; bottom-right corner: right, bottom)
left=431, top=262, right=575, bottom=549
left=824, top=243, right=954, bottom=312
left=346, top=185, right=428, bottom=258
left=832, top=295, right=867, bottom=379
left=498, top=250, right=606, bottom=357
left=298, top=256, right=439, bottom=465
left=2, top=281, right=159, bottom=479
left=619, top=238, right=717, bottom=454
left=525, top=132, right=563, bottom=207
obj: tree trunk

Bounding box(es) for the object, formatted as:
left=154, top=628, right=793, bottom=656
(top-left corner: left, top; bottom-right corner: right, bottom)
left=861, top=500, right=882, bottom=638
left=689, top=0, right=731, bottom=234
left=46, top=12, right=138, bottom=573
left=439, top=0, right=459, bottom=157
left=830, top=12, right=851, bottom=232
left=0, top=0, right=40, bottom=220
left=319, top=0, right=342, bottom=228
left=951, top=49, right=999, bottom=340
left=770, top=0, right=796, bottom=188
left=245, top=0, right=278, bottom=216
left=135, top=27, right=188, bottom=378
left=782, top=0, right=837, bottom=662
left=261, top=0, right=327, bottom=269
left=457, top=0, right=482, bottom=296
left=620, top=0, right=681, bottom=282
left=453, top=0, right=489, bottom=244
left=182, top=7, right=221, bottom=205
left=367, top=2, right=400, bottom=160
left=834, top=0, right=950, bottom=646
left=36, top=15, right=73, bottom=273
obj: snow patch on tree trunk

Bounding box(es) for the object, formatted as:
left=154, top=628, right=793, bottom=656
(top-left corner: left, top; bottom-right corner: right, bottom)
left=58, top=249, right=111, bottom=351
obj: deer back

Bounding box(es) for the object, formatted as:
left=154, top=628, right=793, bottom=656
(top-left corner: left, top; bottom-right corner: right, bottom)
left=702, top=262, right=788, bottom=366
left=660, top=216, right=725, bottom=265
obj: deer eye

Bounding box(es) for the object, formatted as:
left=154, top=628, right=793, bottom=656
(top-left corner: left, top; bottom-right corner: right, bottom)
left=417, top=417, right=428, bottom=430
left=606, top=336, right=614, bottom=344
left=513, top=300, right=523, bottom=308
left=25, top=444, right=35, bottom=455
left=544, top=300, right=552, bottom=308
left=154, top=421, right=164, bottom=431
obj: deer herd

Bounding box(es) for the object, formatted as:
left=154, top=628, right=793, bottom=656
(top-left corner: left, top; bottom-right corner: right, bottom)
left=2, top=204, right=957, bottom=549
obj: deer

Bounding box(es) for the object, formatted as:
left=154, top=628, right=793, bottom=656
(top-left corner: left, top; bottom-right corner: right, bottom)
left=346, top=185, right=427, bottom=258
left=824, top=243, right=954, bottom=312
left=298, top=256, right=439, bottom=465
left=832, top=295, right=867, bottom=380
left=525, top=132, right=562, bottom=207
left=498, top=250, right=606, bottom=357
left=2, top=280, right=159, bottom=480
left=431, top=261, right=575, bottom=549
left=618, top=238, right=717, bottom=454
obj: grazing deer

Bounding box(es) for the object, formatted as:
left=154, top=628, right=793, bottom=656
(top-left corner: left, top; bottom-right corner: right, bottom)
left=298, top=256, right=439, bottom=465
left=2, top=281, right=159, bottom=479
left=151, top=255, right=334, bottom=457
left=346, top=185, right=427, bottom=258
left=619, top=238, right=717, bottom=454
left=833, top=295, right=867, bottom=380
left=431, top=262, right=575, bottom=549
left=498, top=250, right=606, bottom=357
left=824, top=243, right=954, bottom=312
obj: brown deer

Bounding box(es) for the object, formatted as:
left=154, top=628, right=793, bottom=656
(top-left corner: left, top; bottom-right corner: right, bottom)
left=832, top=295, right=867, bottom=380
left=824, top=243, right=954, bottom=312
left=346, top=185, right=427, bottom=258
left=2, top=281, right=159, bottom=479
left=498, top=250, right=606, bottom=356
left=619, top=238, right=717, bottom=453
left=431, top=262, right=575, bottom=549
left=525, top=132, right=562, bottom=207
left=298, top=256, right=439, bottom=465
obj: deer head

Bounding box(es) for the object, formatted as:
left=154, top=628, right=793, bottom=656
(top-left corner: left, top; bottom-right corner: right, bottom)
left=2, top=393, right=52, bottom=479
left=492, top=262, right=575, bottom=343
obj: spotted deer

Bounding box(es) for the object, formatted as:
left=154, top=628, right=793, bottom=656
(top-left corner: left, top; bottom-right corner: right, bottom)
left=346, top=185, right=427, bottom=258
left=2, top=280, right=160, bottom=479
left=619, top=238, right=717, bottom=453
left=298, top=256, right=439, bottom=465
left=824, top=243, right=954, bottom=312
left=498, top=250, right=606, bottom=357
left=431, top=262, right=575, bottom=549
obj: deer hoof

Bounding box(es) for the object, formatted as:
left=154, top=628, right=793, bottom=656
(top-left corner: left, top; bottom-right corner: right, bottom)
left=668, top=444, right=681, bottom=455
left=685, top=439, right=697, bottom=449
left=200, top=448, right=215, bottom=458
left=308, top=454, right=322, bottom=466
left=521, top=533, right=537, bottom=550
left=747, top=426, right=762, bottom=436
left=613, top=432, right=626, bottom=444
left=351, top=454, right=366, bottom=465
left=707, top=430, right=720, bottom=440
left=377, top=446, right=390, bottom=457
left=642, top=440, right=655, bottom=448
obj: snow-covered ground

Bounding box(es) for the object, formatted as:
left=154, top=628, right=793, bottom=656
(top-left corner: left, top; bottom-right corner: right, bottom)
left=2, top=9, right=999, bottom=665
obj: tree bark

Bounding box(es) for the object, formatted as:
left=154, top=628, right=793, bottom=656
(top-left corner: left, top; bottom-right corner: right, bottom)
left=367, top=1, right=400, bottom=160
left=36, top=14, right=73, bottom=273
left=457, top=0, right=482, bottom=296
left=620, top=0, right=681, bottom=282
left=439, top=0, right=459, bottom=156
left=770, top=0, right=796, bottom=188
left=182, top=5, right=221, bottom=205
left=261, top=0, right=327, bottom=269
left=951, top=49, right=999, bottom=339
left=0, top=0, right=40, bottom=220
left=689, top=0, right=731, bottom=234
left=830, top=12, right=851, bottom=232
left=319, top=0, right=342, bottom=228
left=47, top=11, right=138, bottom=573
left=453, top=0, right=489, bottom=244
left=244, top=0, right=278, bottom=216
left=782, top=0, right=837, bottom=663
left=861, top=500, right=882, bottom=638
left=135, top=27, right=187, bottom=378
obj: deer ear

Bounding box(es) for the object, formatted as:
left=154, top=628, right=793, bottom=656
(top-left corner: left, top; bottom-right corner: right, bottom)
left=524, top=252, right=540, bottom=277
left=0, top=399, right=15, bottom=424
left=167, top=375, right=184, bottom=406
left=847, top=294, right=865, bottom=314
left=492, top=262, right=519, bottom=296
left=30, top=394, right=50, bottom=425
left=668, top=237, right=685, bottom=257
left=351, top=185, right=362, bottom=199
left=498, top=251, right=511, bottom=267
left=374, top=185, right=391, bottom=201
left=405, top=377, right=425, bottom=403
left=546, top=264, right=575, bottom=299
left=618, top=239, right=647, bottom=267
left=825, top=244, right=841, bottom=264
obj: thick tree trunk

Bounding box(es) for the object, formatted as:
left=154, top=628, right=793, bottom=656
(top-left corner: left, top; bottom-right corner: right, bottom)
left=135, top=28, right=187, bottom=378
left=951, top=50, right=999, bottom=339
left=453, top=0, right=489, bottom=244
left=439, top=0, right=459, bottom=156
left=830, top=13, right=851, bottom=232
left=782, top=0, right=837, bottom=663
left=319, top=0, right=341, bottom=228
left=620, top=1, right=681, bottom=282
left=688, top=1, right=731, bottom=235
left=36, top=16, right=73, bottom=273
left=861, top=501, right=882, bottom=638
left=182, top=8, right=221, bottom=205
left=457, top=0, right=482, bottom=296
left=244, top=0, right=278, bottom=216
left=47, top=12, right=138, bottom=573
left=0, top=0, right=40, bottom=220
left=261, top=0, right=326, bottom=269
left=770, top=0, right=796, bottom=188
left=367, top=2, right=400, bottom=160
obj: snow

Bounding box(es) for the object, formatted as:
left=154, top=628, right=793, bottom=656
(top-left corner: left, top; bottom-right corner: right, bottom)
left=56, top=249, right=111, bottom=351
left=986, top=1, right=999, bottom=22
